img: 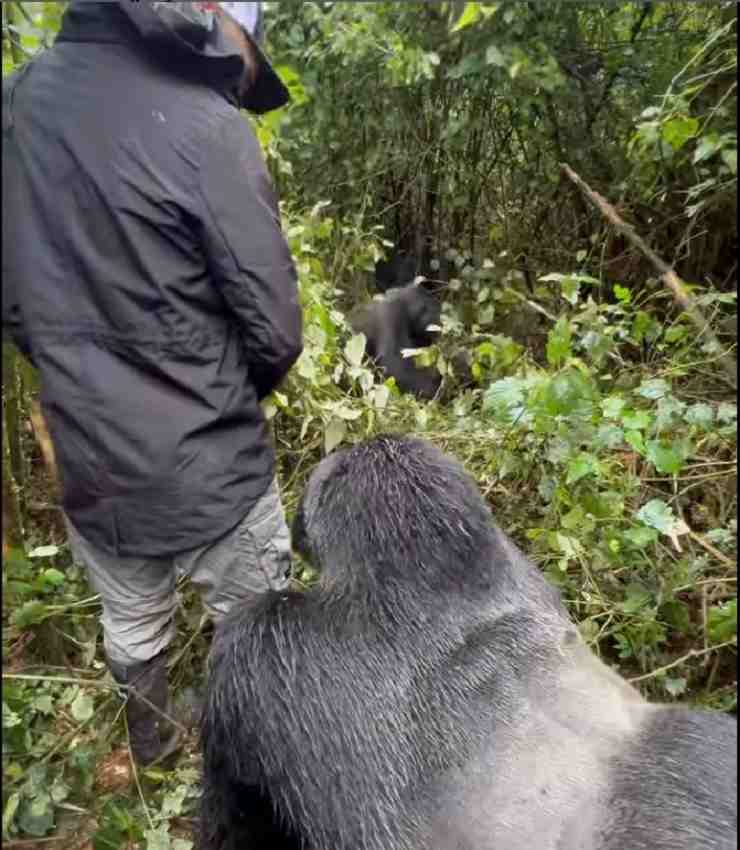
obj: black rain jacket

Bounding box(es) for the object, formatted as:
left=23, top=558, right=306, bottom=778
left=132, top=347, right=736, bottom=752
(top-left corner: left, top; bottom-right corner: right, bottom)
left=2, top=1, right=303, bottom=557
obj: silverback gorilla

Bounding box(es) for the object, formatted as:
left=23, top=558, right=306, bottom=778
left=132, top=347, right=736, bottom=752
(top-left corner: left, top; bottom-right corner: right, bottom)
left=199, top=435, right=737, bottom=850
left=349, top=280, right=442, bottom=399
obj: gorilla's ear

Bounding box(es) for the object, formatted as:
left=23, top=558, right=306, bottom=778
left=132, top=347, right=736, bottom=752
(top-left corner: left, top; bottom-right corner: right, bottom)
left=417, top=277, right=446, bottom=296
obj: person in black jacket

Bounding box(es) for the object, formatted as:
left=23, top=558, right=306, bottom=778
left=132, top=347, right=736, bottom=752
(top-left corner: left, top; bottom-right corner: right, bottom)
left=2, top=1, right=303, bottom=766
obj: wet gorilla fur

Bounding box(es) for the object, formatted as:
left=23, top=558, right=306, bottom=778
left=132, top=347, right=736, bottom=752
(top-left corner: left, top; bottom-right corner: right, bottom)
left=199, top=436, right=737, bottom=850
left=349, top=280, right=442, bottom=399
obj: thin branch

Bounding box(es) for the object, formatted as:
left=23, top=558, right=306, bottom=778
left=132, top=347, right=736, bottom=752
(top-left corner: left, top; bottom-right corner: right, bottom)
left=629, top=638, right=737, bottom=684
left=560, top=162, right=737, bottom=388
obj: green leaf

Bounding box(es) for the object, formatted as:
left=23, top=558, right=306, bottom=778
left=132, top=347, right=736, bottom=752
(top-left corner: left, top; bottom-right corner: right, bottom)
left=684, top=402, right=714, bottom=428
left=636, top=378, right=671, bottom=400
left=624, top=526, right=658, bottom=548
left=482, top=377, right=527, bottom=423
left=32, top=695, right=55, bottom=716
left=3, top=791, right=21, bottom=839
left=593, top=423, right=624, bottom=450
left=485, top=45, right=505, bottom=66
left=721, top=148, right=737, bottom=174
left=621, top=410, right=651, bottom=430
left=655, top=395, right=687, bottom=431
left=451, top=3, right=482, bottom=33
left=693, top=134, right=722, bottom=164
left=13, top=600, right=49, bottom=627
left=42, top=568, right=65, bottom=587
left=541, top=369, right=597, bottom=418
left=624, top=430, right=645, bottom=453
left=664, top=677, right=688, bottom=697
left=661, top=115, right=699, bottom=150
left=145, top=826, right=172, bottom=850
left=566, top=453, right=599, bottom=485
left=664, top=325, right=688, bottom=344
left=18, top=792, right=54, bottom=837
left=601, top=397, right=625, bottom=419
left=28, top=545, right=60, bottom=559
left=344, top=333, right=366, bottom=368
left=645, top=439, right=687, bottom=474
left=622, top=583, right=651, bottom=614
left=716, top=402, right=737, bottom=423
left=707, top=599, right=737, bottom=643
left=70, top=692, right=94, bottom=723
left=324, top=418, right=346, bottom=454
left=635, top=498, right=676, bottom=533
left=660, top=600, right=691, bottom=633
left=546, top=317, right=572, bottom=367
left=613, top=284, right=631, bottom=304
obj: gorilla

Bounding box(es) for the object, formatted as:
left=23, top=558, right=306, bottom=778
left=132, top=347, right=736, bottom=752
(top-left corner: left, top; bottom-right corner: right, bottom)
left=199, top=435, right=737, bottom=850
left=375, top=249, right=417, bottom=292
left=349, top=279, right=442, bottom=399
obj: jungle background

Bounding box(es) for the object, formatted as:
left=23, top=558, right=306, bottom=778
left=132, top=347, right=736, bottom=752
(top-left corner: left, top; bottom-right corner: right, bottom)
left=2, top=1, right=737, bottom=846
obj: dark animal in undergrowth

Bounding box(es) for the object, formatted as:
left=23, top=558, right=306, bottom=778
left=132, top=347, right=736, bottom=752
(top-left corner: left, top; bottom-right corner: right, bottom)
left=348, top=279, right=442, bottom=399
left=199, top=435, right=738, bottom=850
left=374, top=249, right=417, bottom=292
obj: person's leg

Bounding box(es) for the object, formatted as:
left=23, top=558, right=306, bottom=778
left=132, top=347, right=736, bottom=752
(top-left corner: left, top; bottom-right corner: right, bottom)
left=64, top=517, right=183, bottom=765
left=176, top=478, right=291, bottom=624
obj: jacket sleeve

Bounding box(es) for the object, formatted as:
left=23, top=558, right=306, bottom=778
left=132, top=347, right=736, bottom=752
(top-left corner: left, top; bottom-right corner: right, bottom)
left=198, top=111, right=303, bottom=400
left=1, top=304, right=35, bottom=365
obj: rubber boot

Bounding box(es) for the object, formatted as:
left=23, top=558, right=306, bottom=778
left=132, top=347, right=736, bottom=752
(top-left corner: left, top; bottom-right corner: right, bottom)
left=109, top=651, right=183, bottom=767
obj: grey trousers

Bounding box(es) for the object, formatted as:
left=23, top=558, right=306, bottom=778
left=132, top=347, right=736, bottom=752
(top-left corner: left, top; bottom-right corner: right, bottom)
left=65, top=479, right=291, bottom=666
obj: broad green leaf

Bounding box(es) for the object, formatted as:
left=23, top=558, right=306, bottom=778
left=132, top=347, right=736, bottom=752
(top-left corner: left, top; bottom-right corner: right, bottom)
left=624, top=526, right=658, bottom=547
left=645, top=440, right=685, bottom=474
left=636, top=378, right=671, bottom=399
left=324, top=418, right=346, bottom=454
left=42, top=568, right=65, bottom=587
left=601, top=397, right=625, bottom=419
left=450, top=2, right=482, bottom=32
left=593, top=423, right=624, bottom=450
left=546, top=317, right=572, bottom=367
left=661, top=115, right=699, bottom=150
left=613, top=284, right=631, bottom=303
left=486, top=45, right=505, bottom=66
left=685, top=402, right=714, bottom=428
left=70, top=692, right=94, bottom=723
left=664, top=677, right=688, bottom=697
left=32, top=695, right=55, bottom=715
left=622, top=583, right=651, bottom=614
left=344, top=333, right=366, bottom=367
left=693, top=134, right=721, bottom=164
left=28, top=545, right=59, bottom=559
left=624, top=430, right=645, bottom=453
left=721, top=148, right=737, bottom=174
left=541, top=368, right=597, bottom=418
left=635, top=498, right=676, bottom=533
left=566, top=453, right=599, bottom=485
left=18, top=792, right=54, bottom=837
left=621, top=410, right=651, bottom=430
left=145, top=826, right=172, bottom=850
left=3, top=792, right=21, bottom=839
left=707, top=599, right=737, bottom=643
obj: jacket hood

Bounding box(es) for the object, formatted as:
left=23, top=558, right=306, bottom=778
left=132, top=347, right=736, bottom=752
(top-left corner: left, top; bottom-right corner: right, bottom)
left=57, top=1, right=289, bottom=114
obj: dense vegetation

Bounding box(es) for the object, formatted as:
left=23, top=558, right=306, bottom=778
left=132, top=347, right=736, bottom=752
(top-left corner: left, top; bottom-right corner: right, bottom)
left=2, top=2, right=736, bottom=846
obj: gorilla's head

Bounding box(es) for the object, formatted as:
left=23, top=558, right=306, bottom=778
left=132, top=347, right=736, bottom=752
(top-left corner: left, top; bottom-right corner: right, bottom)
left=291, top=435, right=495, bottom=599
left=392, top=279, right=442, bottom=348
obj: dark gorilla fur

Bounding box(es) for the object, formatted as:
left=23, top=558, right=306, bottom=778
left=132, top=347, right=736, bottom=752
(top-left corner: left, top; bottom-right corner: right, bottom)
left=199, top=436, right=737, bottom=850
left=375, top=250, right=417, bottom=293
left=349, top=280, right=442, bottom=399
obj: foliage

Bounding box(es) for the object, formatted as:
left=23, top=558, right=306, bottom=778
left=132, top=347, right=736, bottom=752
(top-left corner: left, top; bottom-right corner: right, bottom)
left=2, top=0, right=736, bottom=844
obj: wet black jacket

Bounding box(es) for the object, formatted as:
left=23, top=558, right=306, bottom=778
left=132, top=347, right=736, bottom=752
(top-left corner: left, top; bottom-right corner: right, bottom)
left=2, top=2, right=303, bottom=557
